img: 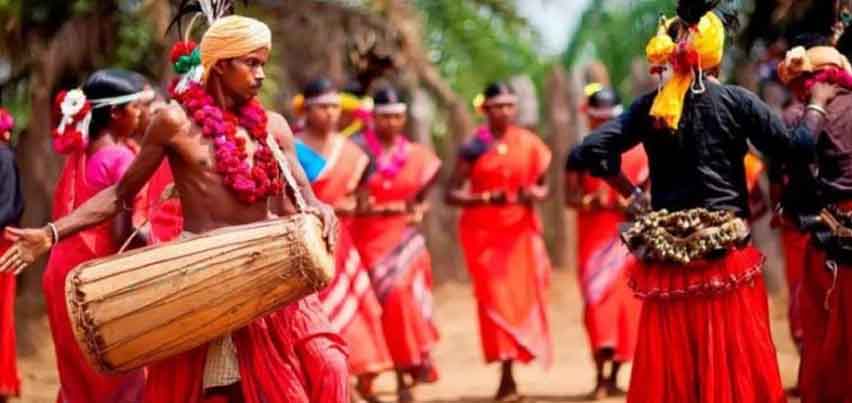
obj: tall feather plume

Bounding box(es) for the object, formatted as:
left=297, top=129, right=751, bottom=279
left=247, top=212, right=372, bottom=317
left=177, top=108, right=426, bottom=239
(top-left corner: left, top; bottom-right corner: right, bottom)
left=676, top=0, right=720, bottom=26
left=167, top=0, right=249, bottom=36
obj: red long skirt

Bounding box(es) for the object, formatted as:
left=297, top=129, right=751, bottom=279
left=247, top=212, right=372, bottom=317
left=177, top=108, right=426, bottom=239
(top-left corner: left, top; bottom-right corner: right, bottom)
left=627, top=246, right=786, bottom=403
left=0, top=241, right=18, bottom=397
left=781, top=226, right=809, bottom=350
left=798, top=246, right=852, bottom=403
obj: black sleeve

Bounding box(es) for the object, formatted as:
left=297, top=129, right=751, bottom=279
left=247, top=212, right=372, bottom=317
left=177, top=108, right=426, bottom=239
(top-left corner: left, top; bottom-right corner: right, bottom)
left=739, top=87, right=816, bottom=164
left=566, top=95, right=648, bottom=177
left=0, top=149, right=23, bottom=229
left=459, top=137, right=488, bottom=163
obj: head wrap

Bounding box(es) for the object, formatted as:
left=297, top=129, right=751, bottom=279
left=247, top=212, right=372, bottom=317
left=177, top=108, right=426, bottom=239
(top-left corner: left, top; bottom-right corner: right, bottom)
left=584, top=83, right=623, bottom=120
left=199, top=15, right=271, bottom=81
left=645, top=11, right=725, bottom=130
left=777, top=46, right=852, bottom=84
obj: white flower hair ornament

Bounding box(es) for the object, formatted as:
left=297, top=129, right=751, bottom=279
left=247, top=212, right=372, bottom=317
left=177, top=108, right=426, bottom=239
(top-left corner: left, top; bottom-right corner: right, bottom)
left=52, top=88, right=148, bottom=154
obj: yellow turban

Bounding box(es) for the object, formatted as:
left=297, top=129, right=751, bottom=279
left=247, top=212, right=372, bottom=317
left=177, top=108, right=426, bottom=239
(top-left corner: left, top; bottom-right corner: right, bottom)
left=646, top=11, right=725, bottom=130
left=200, top=15, right=271, bottom=81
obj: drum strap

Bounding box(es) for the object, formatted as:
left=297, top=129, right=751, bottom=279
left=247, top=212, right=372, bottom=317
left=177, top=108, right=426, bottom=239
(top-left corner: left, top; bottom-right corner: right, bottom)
left=119, top=134, right=310, bottom=254
left=266, top=134, right=308, bottom=212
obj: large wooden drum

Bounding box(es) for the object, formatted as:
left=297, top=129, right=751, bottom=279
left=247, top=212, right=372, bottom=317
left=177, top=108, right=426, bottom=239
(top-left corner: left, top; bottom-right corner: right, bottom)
left=65, top=213, right=334, bottom=373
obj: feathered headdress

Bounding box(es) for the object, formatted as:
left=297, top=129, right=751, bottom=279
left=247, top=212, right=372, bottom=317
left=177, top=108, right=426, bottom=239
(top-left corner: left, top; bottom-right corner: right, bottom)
left=168, top=1, right=267, bottom=94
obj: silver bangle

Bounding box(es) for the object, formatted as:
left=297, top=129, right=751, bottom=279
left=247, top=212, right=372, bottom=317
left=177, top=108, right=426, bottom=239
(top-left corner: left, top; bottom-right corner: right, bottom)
left=47, top=222, right=60, bottom=246
left=806, top=104, right=828, bottom=117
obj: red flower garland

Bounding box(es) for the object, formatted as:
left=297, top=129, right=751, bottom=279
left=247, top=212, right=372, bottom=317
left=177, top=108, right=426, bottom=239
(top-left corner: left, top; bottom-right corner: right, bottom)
left=170, top=81, right=283, bottom=204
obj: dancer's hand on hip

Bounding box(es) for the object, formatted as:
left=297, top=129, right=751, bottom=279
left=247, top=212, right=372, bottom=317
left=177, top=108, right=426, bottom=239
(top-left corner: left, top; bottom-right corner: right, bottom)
left=0, top=227, right=54, bottom=275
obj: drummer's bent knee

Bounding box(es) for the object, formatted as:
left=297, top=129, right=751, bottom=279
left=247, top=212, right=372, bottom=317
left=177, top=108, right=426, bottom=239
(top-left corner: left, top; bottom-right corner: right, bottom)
left=298, top=336, right=350, bottom=396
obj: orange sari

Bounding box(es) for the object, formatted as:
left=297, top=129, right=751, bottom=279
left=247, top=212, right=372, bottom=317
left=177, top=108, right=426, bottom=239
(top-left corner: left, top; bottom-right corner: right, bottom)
left=458, top=125, right=553, bottom=367
left=351, top=140, right=441, bottom=373
left=576, top=145, right=646, bottom=362
left=302, top=135, right=393, bottom=376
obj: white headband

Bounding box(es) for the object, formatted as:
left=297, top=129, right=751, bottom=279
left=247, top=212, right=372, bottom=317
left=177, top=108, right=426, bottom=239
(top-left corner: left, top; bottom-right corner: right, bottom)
left=374, top=103, right=407, bottom=114
left=55, top=89, right=149, bottom=149
left=483, top=94, right=518, bottom=106
left=90, top=91, right=150, bottom=109
left=586, top=105, right=624, bottom=120
left=305, top=92, right=341, bottom=106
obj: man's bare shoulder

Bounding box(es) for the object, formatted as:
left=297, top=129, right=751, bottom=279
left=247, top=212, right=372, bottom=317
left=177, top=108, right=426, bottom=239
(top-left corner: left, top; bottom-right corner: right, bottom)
left=148, top=102, right=191, bottom=142
left=266, top=110, right=294, bottom=146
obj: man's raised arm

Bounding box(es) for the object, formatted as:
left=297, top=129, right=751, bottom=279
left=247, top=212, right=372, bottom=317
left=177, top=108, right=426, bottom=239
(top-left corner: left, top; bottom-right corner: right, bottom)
left=0, top=105, right=182, bottom=273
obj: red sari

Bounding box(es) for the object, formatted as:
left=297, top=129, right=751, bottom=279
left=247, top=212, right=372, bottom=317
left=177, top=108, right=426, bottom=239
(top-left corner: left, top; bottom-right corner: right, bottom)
left=351, top=141, right=441, bottom=373
left=798, top=245, right=852, bottom=403
left=458, top=126, right=553, bottom=367
left=141, top=165, right=349, bottom=403
left=626, top=246, right=786, bottom=403
left=307, top=135, right=392, bottom=376
left=576, top=145, right=646, bottom=362
left=43, top=151, right=145, bottom=403
left=0, top=240, right=18, bottom=398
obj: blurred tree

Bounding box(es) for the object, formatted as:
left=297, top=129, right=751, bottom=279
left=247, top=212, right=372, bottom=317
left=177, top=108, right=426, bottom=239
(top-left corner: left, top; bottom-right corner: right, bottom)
left=563, top=0, right=672, bottom=101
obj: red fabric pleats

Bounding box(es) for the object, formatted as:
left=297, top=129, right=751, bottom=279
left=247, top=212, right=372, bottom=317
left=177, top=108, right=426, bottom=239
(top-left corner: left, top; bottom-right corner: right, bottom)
left=626, top=246, right=786, bottom=403
left=781, top=226, right=808, bottom=350
left=0, top=241, right=18, bottom=397
left=144, top=296, right=349, bottom=403
left=318, top=229, right=392, bottom=375
left=798, top=246, right=852, bottom=403
left=377, top=249, right=438, bottom=370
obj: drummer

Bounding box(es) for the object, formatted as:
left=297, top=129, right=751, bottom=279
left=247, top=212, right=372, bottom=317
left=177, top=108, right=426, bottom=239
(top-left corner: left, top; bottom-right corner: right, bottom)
left=0, top=10, right=347, bottom=403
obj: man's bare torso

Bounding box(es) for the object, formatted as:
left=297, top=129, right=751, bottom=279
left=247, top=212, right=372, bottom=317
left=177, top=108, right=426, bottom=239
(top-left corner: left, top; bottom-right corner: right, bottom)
left=160, top=102, right=295, bottom=234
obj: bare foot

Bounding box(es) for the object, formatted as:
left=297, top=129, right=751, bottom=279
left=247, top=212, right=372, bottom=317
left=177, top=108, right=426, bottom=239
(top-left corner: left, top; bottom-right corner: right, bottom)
left=585, top=384, right=607, bottom=401
left=398, top=386, right=414, bottom=403
left=356, top=374, right=383, bottom=403
left=495, top=379, right=520, bottom=402
left=606, top=381, right=626, bottom=397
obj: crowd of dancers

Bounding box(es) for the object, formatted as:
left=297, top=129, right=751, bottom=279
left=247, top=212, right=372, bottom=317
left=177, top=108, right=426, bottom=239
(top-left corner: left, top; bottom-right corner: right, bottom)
left=0, top=0, right=851, bottom=403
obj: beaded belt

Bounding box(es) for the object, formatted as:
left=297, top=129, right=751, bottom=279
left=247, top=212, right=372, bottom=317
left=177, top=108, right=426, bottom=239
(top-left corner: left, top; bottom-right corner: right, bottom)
left=620, top=208, right=750, bottom=265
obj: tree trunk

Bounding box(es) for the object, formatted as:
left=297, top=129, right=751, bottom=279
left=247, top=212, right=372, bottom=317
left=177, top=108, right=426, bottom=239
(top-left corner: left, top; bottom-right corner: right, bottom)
left=544, top=65, right=582, bottom=270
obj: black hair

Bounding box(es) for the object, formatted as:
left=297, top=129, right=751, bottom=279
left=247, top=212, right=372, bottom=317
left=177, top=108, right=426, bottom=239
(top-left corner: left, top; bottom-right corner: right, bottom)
left=790, top=33, right=832, bottom=49
left=587, top=87, right=621, bottom=109
left=677, top=0, right=720, bottom=26
left=483, top=81, right=515, bottom=100
left=303, top=78, right=336, bottom=99
left=373, top=87, right=403, bottom=106
left=668, top=1, right=738, bottom=37
left=81, top=69, right=144, bottom=139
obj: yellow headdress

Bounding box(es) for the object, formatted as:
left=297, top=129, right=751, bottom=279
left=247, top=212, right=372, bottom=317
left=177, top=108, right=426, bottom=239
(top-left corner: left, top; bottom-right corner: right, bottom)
left=645, top=11, right=725, bottom=130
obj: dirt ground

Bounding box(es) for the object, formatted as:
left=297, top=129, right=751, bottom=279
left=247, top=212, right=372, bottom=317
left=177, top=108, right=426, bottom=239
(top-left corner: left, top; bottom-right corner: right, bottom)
left=10, top=269, right=802, bottom=403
